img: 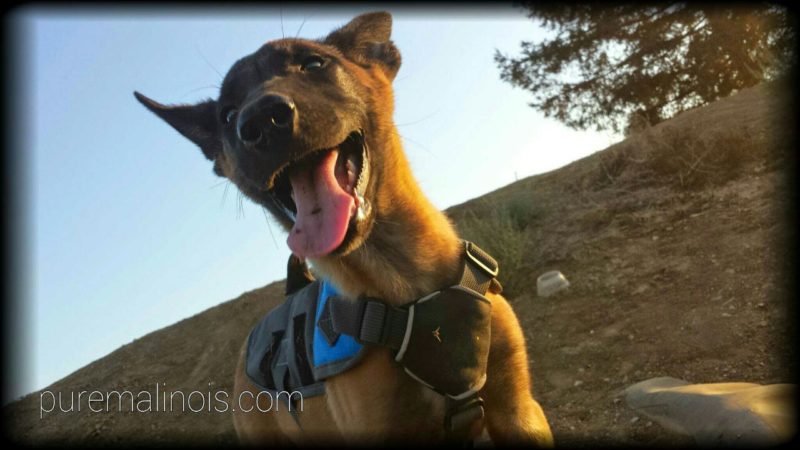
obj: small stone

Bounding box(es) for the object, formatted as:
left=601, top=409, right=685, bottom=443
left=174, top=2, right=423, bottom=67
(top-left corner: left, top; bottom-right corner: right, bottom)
left=722, top=312, right=732, bottom=317
left=630, top=416, right=640, bottom=424
left=574, top=380, right=584, bottom=387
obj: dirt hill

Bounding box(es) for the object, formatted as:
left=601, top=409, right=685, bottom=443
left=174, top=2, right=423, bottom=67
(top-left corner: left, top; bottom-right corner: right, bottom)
left=4, top=81, right=795, bottom=446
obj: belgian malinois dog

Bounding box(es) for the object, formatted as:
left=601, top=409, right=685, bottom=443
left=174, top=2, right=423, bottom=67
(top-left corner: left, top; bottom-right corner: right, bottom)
left=135, top=12, right=552, bottom=446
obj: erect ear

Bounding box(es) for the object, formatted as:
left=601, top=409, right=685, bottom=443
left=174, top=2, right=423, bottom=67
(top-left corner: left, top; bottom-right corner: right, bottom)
left=133, top=91, right=221, bottom=162
left=324, top=12, right=402, bottom=80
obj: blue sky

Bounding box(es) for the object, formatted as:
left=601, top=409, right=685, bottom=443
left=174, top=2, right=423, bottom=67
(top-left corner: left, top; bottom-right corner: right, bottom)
left=7, top=5, right=620, bottom=403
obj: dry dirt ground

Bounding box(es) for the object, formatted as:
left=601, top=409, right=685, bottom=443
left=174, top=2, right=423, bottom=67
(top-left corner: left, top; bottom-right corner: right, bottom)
left=3, top=82, right=796, bottom=447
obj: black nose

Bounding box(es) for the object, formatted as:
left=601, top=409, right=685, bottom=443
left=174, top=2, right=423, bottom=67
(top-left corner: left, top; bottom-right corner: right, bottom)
left=236, top=94, right=296, bottom=145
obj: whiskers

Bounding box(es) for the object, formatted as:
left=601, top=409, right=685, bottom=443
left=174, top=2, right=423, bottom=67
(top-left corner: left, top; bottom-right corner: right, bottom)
left=210, top=179, right=280, bottom=250
left=395, top=108, right=440, bottom=128
left=210, top=178, right=244, bottom=220
left=209, top=178, right=233, bottom=211
left=389, top=128, right=436, bottom=157
left=236, top=190, right=247, bottom=220
left=295, top=15, right=309, bottom=38
left=261, top=207, right=280, bottom=250
left=191, top=44, right=224, bottom=99
left=280, top=5, right=285, bottom=39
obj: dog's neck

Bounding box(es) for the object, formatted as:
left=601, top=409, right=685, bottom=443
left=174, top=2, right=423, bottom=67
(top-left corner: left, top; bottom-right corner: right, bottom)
left=311, top=132, right=463, bottom=305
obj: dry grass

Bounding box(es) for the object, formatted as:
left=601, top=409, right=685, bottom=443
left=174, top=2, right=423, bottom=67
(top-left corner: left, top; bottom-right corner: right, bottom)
left=593, top=121, right=767, bottom=191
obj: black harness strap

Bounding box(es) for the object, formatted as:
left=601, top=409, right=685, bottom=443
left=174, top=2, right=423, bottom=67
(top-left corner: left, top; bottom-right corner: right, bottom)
left=445, top=395, right=485, bottom=444
left=324, top=294, right=409, bottom=350
left=442, top=241, right=497, bottom=444
left=325, top=241, right=499, bottom=444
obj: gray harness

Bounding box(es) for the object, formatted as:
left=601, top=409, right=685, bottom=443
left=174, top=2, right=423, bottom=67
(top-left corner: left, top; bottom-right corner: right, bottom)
left=245, top=241, right=500, bottom=441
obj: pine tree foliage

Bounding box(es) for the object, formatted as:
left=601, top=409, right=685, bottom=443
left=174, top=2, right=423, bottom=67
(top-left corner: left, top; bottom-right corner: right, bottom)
left=495, top=3, right=796, bottom=133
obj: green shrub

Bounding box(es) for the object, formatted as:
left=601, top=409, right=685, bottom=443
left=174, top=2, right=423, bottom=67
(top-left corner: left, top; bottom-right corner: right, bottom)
left=455, top=197, right=544, bottom=298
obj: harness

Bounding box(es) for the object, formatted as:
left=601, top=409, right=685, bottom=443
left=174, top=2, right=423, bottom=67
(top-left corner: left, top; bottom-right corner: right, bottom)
left=245, top=241, right=500, bottom=443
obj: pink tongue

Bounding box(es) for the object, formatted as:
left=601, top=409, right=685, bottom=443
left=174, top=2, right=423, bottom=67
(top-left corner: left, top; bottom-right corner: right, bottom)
left=287, top=150, right=355, bottom=258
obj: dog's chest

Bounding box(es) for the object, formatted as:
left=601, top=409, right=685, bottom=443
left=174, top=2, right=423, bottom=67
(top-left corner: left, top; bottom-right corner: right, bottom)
left=322, top=349, right=446, bottom=438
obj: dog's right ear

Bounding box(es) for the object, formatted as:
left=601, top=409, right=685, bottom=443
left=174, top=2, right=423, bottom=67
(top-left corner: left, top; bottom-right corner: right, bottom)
left=134, top=91, right=222, bottom=163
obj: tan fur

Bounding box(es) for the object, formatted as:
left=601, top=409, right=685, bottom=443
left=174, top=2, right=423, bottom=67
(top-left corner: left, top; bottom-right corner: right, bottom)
left=232, top=25, right=553, bottom=447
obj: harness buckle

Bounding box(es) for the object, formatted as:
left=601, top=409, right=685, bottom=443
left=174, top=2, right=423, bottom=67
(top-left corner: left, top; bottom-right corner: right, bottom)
left=444, top=395, right=485, bottom=434
left=465, top=241, right=499, bottom=278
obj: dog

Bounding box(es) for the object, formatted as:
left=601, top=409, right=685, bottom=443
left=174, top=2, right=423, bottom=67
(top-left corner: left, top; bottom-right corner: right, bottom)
left=135, top=12, right=553, bottom=446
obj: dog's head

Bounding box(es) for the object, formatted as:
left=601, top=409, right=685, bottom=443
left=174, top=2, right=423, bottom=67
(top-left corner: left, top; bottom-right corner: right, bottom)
left=135, top=12, right=401, bottom=260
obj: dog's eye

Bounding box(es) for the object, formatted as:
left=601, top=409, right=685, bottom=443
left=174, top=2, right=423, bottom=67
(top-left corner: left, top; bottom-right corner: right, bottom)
left=301, top=56, right=326, bottom=71
left=221, top=107, right=238, bottom=125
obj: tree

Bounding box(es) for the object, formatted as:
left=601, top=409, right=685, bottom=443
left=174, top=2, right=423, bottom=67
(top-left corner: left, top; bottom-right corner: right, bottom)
left=495, top=3, right=796, bottom=134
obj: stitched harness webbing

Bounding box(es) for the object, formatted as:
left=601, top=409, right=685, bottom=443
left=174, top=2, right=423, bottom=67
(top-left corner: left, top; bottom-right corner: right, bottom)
left=247, top=241, right=500, bottom=444
left=324, top=241, right=499, bottom=443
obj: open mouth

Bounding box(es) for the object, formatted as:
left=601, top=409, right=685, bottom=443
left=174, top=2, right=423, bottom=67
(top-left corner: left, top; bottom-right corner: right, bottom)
left=267, top=131, right=371, bottom=259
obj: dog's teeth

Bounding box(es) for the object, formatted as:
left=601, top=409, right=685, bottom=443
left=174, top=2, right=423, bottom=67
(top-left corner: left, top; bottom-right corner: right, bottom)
left=346, top=159, right=357, bottom=189
left=355, top=193, right=368, bottom=221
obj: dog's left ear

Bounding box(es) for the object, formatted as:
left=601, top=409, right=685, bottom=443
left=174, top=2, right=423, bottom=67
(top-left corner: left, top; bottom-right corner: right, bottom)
left=324, top=12, right=402, bottom=80
left=133, top=91, right=222, bottom=165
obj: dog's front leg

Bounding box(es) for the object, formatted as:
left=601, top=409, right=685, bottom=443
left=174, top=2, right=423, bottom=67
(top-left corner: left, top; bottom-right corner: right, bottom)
left=480, top=292, right=554, bottom=447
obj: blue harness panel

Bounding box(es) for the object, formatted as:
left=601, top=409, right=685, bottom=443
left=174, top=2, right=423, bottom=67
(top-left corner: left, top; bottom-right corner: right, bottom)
left=313, top=281, right=364, bottom=367
left=245, top=279, right=366, bottom=398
